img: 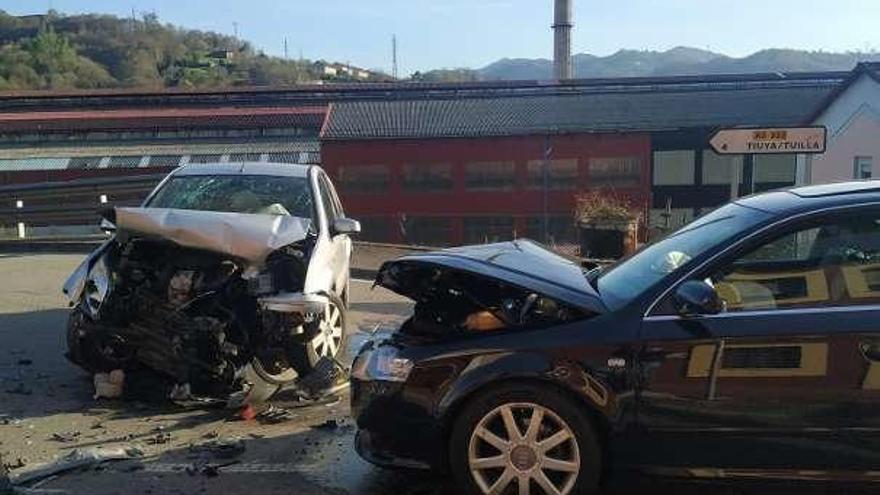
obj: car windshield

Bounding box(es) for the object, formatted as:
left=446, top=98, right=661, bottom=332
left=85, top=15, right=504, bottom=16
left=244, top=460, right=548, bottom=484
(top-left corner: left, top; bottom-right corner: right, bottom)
left=596, top=203, right=771, bottom=309
left=146, top=174, right=314, bottom=218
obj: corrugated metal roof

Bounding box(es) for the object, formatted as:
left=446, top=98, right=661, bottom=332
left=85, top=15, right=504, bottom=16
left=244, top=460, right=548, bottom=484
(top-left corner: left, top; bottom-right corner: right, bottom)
left=0, top=107, right=327, bottom=133
left=321, top=84, right=838, bottom=140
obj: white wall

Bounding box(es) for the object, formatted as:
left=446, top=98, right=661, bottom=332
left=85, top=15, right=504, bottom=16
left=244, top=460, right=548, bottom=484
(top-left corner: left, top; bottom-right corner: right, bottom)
left=811, top=74, right=880, bottom=183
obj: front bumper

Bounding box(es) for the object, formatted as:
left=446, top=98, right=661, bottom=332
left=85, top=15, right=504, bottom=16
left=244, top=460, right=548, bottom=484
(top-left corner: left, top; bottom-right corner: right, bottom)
left=351, top=377, right=446, bottom=471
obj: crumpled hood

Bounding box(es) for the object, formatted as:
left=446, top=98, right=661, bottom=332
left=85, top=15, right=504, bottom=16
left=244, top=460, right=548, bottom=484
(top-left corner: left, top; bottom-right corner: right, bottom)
left=376, top=240, right=606, bottom=314
left=114, top=207, right=312, bottom=264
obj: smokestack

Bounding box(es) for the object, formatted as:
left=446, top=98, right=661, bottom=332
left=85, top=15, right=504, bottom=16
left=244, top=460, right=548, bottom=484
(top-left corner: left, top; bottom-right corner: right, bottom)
left=553, top=0, right=573, bottom=80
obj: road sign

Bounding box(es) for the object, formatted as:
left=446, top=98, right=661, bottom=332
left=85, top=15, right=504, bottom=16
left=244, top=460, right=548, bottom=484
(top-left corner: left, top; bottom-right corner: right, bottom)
left=709, top=126, right=827, bottom=155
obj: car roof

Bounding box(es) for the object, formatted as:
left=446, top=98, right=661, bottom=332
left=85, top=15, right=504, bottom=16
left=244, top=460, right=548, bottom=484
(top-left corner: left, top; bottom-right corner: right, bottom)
left=735, top=180, right=880, bottom=216
left=172, top=162, right=313, bottom=178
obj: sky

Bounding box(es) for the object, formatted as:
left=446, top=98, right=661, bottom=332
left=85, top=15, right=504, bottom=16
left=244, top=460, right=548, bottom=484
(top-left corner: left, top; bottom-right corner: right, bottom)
left=2, top=0, right=879, bottom=75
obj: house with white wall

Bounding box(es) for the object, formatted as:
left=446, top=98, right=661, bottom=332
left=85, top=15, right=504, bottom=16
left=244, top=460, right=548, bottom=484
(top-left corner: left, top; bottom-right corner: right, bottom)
left=809, top=63, right=880, bottom=183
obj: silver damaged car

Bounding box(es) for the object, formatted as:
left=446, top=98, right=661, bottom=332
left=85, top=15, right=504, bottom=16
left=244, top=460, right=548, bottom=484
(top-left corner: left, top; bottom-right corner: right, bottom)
left=62, top=162, right=360, bottom=402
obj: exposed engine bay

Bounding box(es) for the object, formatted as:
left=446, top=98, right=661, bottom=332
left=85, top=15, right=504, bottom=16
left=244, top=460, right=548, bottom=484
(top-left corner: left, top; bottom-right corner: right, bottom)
left=64, top=207, right=337, bottom=403
left=377, top=260, right=591, bottom=341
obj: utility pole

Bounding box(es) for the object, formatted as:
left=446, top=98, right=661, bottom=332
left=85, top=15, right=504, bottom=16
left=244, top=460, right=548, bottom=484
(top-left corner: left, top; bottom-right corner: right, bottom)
left=542, top=136, right=553, bottom=244
left=233, top=21, right=239, bottom=39
left=283, top=37, right=289, bottom=59
left=392, top=35, right=399, bottom=79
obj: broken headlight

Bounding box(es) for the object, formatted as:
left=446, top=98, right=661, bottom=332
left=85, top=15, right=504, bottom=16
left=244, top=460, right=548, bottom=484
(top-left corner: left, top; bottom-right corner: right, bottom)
left=83, top=255, right=111, bottom=318
left=351, top=345, right=413, bottom=383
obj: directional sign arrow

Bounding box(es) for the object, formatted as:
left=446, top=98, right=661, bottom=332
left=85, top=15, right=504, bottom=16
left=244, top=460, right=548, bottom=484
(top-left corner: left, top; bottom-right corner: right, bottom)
left=709, top=126, right=827, bottom=155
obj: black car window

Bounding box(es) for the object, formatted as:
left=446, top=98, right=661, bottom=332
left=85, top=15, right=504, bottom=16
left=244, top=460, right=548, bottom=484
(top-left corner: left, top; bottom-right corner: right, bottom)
left=598, top=202, right=770, bottom=310
left=668, top=211, right=880, bottom=314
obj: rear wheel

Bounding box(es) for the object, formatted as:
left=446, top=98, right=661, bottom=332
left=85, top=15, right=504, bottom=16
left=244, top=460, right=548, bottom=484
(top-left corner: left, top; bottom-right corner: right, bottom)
left=288, top=292, right=347, bottom=374
left=450, top=383, right=601, bottom=495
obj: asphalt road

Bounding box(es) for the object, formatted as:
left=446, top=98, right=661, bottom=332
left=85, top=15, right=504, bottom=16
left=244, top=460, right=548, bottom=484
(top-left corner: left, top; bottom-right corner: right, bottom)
left=0, top=253, right=871, bottom=495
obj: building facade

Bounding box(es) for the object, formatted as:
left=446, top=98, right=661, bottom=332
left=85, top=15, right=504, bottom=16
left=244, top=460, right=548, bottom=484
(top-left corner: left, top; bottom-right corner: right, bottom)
left=810, top=64, right=880, bottom=184
left=322, top=133, right=651, bottom=246
left=4, top=65, right=880, bottom=246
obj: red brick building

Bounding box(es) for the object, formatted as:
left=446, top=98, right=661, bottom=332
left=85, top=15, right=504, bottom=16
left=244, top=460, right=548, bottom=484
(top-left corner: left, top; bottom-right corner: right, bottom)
left=321, top=133, right=651, bottom=246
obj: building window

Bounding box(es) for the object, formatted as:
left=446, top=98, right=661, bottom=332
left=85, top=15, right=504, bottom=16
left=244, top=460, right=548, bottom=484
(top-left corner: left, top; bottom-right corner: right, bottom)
left=588, top=157, right=642, bottom=188
left=464, top=161, right=516, bottom=191
left=337, top=165, right=389, bottom=194
left=753, top=154, right=796, bottom=192
left=228, top=153, right=263, bottom=162
left=147, top=155, right=182, bottom=167
left=67, top=156, right=103, bottom=170
left=653, top=150, right=695, bottom=185
left=402, top=163, right=453, bottom=192
left=188, top=154, right=223, bottom=164
left=403, top=216, right=453, bottom=246
left=526, top=216, right=576, bottom=244
left=267, top=152, right=301, bottom=164
left=702, top=150, right=743, bottom=185
left=107, top=156, right=141, bottom=168
left=463, top=217, right=515, bottom=244
left=855, top=156, right=873, bottom=179
left=526, top=159, right=578, bottom=190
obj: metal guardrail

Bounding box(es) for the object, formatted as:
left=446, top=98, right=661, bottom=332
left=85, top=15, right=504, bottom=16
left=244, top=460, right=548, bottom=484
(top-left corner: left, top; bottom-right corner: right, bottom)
left=0, top=174, right=164, bottom=228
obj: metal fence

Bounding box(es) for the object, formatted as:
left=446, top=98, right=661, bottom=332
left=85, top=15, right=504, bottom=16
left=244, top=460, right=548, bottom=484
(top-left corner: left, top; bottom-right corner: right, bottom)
left=0, top=174, right=164, bottom=238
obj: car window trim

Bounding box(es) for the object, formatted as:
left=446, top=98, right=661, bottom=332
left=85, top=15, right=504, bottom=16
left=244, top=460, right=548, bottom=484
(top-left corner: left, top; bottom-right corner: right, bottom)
left=642, top=201, right=880, bottom=319
left=644, top=302, right=880, bottom=323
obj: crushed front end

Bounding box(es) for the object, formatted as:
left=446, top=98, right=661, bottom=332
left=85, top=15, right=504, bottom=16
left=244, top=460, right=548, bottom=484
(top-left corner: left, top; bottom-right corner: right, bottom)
left=63, top=207, right=333, bottom=403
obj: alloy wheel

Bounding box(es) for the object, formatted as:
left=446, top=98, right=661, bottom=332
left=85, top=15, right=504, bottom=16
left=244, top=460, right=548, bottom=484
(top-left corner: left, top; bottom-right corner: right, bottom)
left=311, top=301, right=344, bottom=358
left=468, top=402, right=581, bottom=495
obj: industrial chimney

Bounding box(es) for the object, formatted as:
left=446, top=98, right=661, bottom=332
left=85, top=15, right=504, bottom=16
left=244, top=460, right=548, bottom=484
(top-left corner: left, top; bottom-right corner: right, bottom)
left=553, top=0, right=573, bottom=80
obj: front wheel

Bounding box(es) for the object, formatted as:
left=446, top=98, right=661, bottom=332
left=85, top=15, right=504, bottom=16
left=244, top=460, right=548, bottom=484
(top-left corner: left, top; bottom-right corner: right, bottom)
left=288, top=292, right=347, bottom=374
left=450, top=383, right=601, bottom=495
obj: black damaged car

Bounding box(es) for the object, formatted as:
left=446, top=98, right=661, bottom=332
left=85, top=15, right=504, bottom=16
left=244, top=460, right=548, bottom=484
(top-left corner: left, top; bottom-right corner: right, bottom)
left=352, top=181, right=880, bottom=495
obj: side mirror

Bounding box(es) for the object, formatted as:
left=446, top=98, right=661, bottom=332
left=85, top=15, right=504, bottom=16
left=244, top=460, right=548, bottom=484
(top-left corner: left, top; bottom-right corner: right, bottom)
left=674, top=280, right=724, bottom=316
left=333, top=217, right=361, bottom=236
left=99, top=218, right=116, bottom=235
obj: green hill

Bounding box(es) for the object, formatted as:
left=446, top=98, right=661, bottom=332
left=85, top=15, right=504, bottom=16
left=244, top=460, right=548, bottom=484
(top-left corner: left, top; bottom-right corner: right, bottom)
left=0, top=10, right=387, bottom=91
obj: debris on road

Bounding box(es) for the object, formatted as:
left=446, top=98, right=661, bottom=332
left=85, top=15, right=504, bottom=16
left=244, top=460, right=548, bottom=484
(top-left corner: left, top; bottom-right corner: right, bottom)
left=296, top=357, right=349, bottom=400
left=9, top=447, right=143, bottom=487
left=0, top=415, right=20, bottom=426
left=92, top=370, right=124, bottom=399
left=146, top=430, right=171, bottom=445
left=188, top=437, right=246, bottom=459
left=313, top=419, right=340, bottom=431
left=49, top=432, right=81, bottom=444
left=185, top=460, right=240, bottom=478
left=256, top=404, right=296, bottom=424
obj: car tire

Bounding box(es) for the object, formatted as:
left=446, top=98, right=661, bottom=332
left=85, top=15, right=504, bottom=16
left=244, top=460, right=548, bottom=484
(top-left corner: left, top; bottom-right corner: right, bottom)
left=65, top=304, right=133, bottom=373
left=449, top=383, right=601, bottom=495
left=65, top=305, right=89, bottom=369
left=288, top=292, right=348, bottom=374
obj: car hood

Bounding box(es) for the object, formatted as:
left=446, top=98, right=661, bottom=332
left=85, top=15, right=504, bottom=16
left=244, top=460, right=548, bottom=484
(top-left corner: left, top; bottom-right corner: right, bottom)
left=376, top=240, right=606, bottom=314
left=113, top=207, right=313, bottom=264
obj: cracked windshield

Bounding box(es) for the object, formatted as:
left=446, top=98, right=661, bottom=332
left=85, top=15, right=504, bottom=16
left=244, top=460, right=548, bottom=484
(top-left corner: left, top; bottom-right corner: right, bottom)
left=0, top=1, right=878, bottom=495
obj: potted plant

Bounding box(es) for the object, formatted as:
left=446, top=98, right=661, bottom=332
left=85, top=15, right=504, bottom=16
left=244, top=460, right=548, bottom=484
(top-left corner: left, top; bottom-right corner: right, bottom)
left=574, top=190, right=641, bottom=259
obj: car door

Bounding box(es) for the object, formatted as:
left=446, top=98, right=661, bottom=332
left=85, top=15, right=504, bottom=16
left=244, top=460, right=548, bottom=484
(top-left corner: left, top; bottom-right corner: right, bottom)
left=316, top=172, right=351, bottom=297
left=636, top=206, right=880, bottom=476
